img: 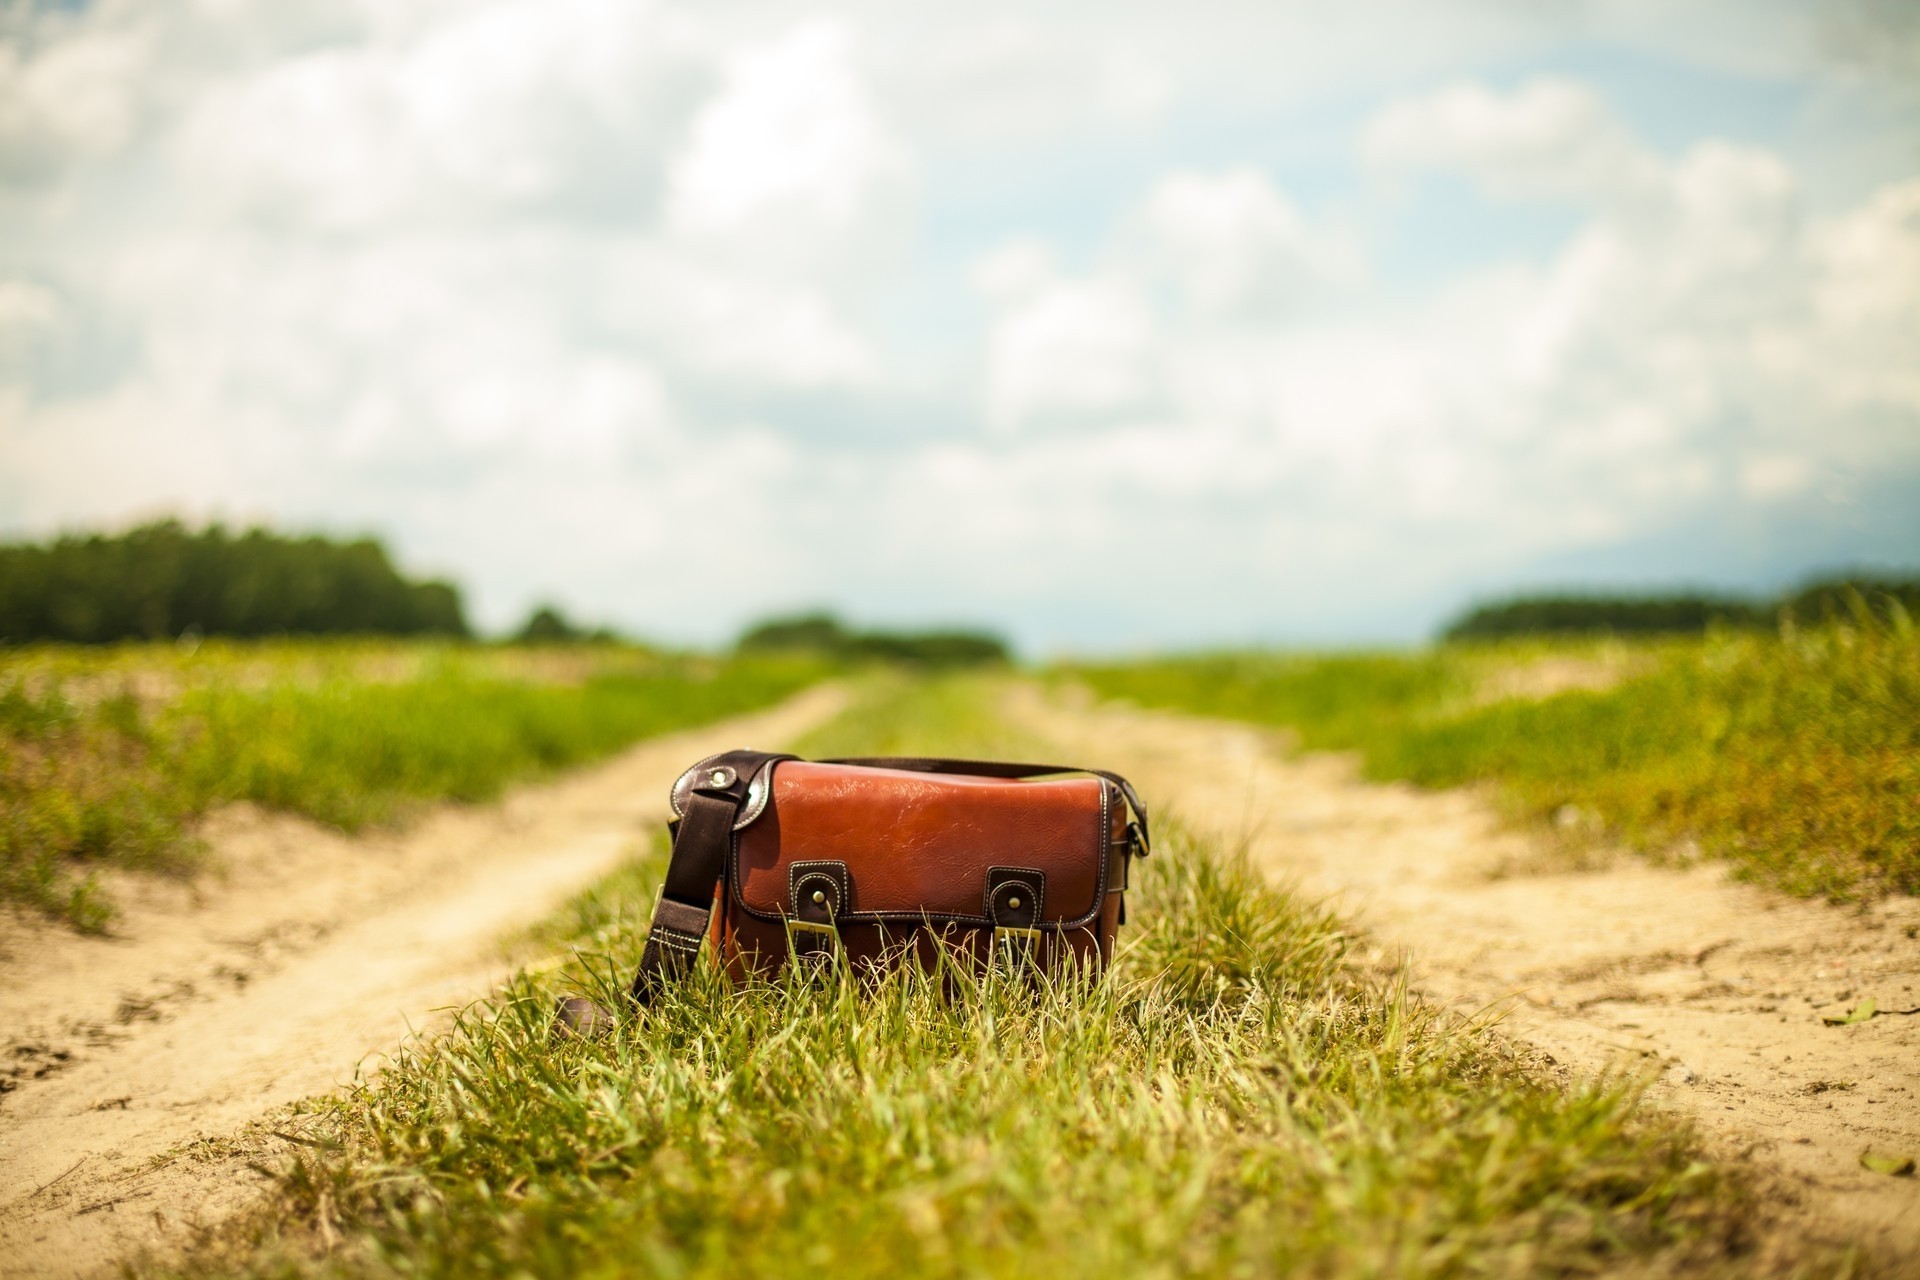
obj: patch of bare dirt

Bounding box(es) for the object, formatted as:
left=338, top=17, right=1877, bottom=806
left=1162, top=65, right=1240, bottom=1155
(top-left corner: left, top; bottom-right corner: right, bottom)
left=1467, top=647, right=1647, bottom=706
left=1012, top=685, right=1920, bottom=1263
left=0, top=683, right=845, bottom=1279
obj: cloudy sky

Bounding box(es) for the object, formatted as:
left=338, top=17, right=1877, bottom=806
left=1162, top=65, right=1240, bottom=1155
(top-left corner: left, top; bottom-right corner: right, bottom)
left=2, top=0, right=1916, bottom=650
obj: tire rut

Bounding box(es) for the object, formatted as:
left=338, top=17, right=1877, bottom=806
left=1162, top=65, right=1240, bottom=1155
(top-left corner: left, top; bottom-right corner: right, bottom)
left=1011, top=684, right=1920, bottom=1262
left=0, top=683, right=846, bottom=1279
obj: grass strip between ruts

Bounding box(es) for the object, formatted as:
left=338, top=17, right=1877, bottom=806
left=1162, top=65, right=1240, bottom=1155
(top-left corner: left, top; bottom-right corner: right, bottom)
left=170, top=676, right=1828, bottom=1280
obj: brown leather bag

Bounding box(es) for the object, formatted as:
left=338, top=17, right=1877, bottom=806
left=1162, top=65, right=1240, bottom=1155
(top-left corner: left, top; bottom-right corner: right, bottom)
left=628, top=751, right=1151, bottom=1000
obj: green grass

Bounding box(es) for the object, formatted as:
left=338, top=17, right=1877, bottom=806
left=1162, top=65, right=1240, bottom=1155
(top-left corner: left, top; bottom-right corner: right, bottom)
left=0, top=641, right=827, bottom=930
left=1073, top=620, right=1920, bottom=900
left=176, top=676, right=1818, bottom=1280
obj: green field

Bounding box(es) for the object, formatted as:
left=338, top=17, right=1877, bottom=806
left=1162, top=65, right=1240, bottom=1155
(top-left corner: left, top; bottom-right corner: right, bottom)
left=11, top=620, right=1912, bottom=927
left=1072, top=619, right=1920, bottom=900
left=4, top=633, right=1905, bottom=1274
left=177, top=677, right=1812, bottom=1280
left=0, top=640, right=826, bottom=929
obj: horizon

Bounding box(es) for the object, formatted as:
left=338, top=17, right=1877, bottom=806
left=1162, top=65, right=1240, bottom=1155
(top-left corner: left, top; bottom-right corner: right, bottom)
left=3, top=1, right=1917, bottom=653
left=4, top=512, right=1911, bottom=657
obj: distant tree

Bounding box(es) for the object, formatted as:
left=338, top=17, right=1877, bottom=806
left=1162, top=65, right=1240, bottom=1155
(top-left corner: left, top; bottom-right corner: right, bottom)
left=1441, top=593, right=1767, bottom=641
left=0, top=519, right=471, bottom=643
left=734, top=611, right=1009, bottom=667
left=737, top=613, right=851, bottom=653
left=1781, top=573, right=1920, bottom=625
left=849, top=628, right=1010, bottom=666
left=516, top=605, right=583, bottom=643
left=1440, top=571, right=1920, bottom=641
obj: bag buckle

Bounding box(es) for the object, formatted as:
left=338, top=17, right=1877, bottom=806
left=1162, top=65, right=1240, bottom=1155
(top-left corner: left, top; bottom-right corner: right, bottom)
left=994, top=923, right=1042, bottom=961
left=786, top=863, right=849, bottom=964
left=985, top=869, right=1046, bottom=965
left=783, top=916, right=841, bottom=969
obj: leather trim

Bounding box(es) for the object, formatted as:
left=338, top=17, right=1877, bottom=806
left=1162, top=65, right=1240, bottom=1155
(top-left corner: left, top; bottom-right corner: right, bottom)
left=986, top=869, right=1045, bottom=964
left=785, top=861, right=846, bottom=961
left=788, top=861, right=849, bottom=921
left=727, top=776, right=1114, bottom=932
left=670, top=753, right=779, bottom=830
left=984, top=867, right=1045, bottom=925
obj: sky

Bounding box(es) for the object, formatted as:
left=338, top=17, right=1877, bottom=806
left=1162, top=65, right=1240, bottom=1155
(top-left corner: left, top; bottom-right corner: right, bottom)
left=1, top=0, right=1916, bottom=652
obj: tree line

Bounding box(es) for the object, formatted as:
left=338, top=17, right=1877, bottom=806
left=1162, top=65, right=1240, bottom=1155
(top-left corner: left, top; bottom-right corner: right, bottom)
left=1442, top=573, right=1920, bottom=640
left=0, top=520, right=469, bottom=643
left=736, top=612, right=1009, bottom=667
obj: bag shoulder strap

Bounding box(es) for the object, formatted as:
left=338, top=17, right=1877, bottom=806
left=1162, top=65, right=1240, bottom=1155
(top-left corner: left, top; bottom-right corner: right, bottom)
left=629, top=748, right=792, bottom=1004
left=629, top=752, right=1149, bottom=1005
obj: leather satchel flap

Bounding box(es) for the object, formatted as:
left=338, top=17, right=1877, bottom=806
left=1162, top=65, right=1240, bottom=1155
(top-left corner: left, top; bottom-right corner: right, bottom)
left=732, top=761, right=1111, bottom=928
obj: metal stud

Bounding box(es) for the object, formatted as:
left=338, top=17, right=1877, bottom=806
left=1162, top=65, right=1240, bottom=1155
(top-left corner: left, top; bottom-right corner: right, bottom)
left=810, top=888, right=827, bottom=906
left=1007, top=895, right=1022, bottom=910
left=708, top=768, right=730, bottom=786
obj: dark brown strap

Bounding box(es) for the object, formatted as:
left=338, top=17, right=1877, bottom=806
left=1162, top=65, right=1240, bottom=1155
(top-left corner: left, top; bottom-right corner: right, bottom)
left=823, top=757, right=1151, bottom=854
left=629, top=749, right=792, bottom=1005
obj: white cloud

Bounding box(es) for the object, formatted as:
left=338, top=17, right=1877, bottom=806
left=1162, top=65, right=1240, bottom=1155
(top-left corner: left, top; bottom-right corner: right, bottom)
left=0, top=280, right=69, bottom=379
left=963, top=94, right=1920, bottom=610
left=608, top=251, right=880, bottom=390
left=1363, top=76, right=1664, bottom=207
left=1128, top=168, right=1362, bottom=318
left=983, top=275, right=1157, bottom=433
left=175, top=0, right=706, bottom=229
left=969, top=238, right=1055, bottom=304
left=977, top=167, right=1365, bottom=433
left=1813, top=176, right=1920, bottom=392
left=0, top=0, right=906, bottom=633
left=665, top=19, right=906, bottom=273
left=0, top=28, right=147, bottom=181
left=2, top=5, right=1916, bottom=647
left=1741, top=454, right=1812, bottom=499
left=884, top=16, right=1173, bottom=143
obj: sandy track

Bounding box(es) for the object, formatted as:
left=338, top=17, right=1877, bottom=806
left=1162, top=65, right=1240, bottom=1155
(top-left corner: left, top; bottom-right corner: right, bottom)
left=1013, top=687, right=1920, bottom=1261
left=0, top=683, right=845, bottom=1279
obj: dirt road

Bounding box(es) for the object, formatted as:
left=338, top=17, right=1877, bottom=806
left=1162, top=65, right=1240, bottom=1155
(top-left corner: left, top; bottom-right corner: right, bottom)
left=7, top=676, right=1914, bottom=1274
left=0, top=684, right=845, bottom=1279
left=1013, top=686, right=1920, bottom=1260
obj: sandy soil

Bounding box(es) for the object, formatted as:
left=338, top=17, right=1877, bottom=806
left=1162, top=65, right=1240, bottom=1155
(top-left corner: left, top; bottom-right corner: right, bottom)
left=1012, top=686, right=1920, bottom=1262
left=0, top=683, right=845, bottom=1280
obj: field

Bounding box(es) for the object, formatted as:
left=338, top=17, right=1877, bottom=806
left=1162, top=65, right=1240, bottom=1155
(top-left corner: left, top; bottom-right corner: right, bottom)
left=0, top=640, right=826, bottom=929
left=2, top=638, right=1915, bottom=1277
left=179, top=677, right=1786, bottom=1279
left=1072, top=621, right=1920, bottom=900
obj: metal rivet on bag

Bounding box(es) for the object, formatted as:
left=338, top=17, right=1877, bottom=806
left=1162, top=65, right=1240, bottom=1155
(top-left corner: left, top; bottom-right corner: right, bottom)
left=708, top=768, right=731, bottom=786
left=1007, top=896, right=1022, bottom=910
left=811, top=889, right=827, bottom=905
